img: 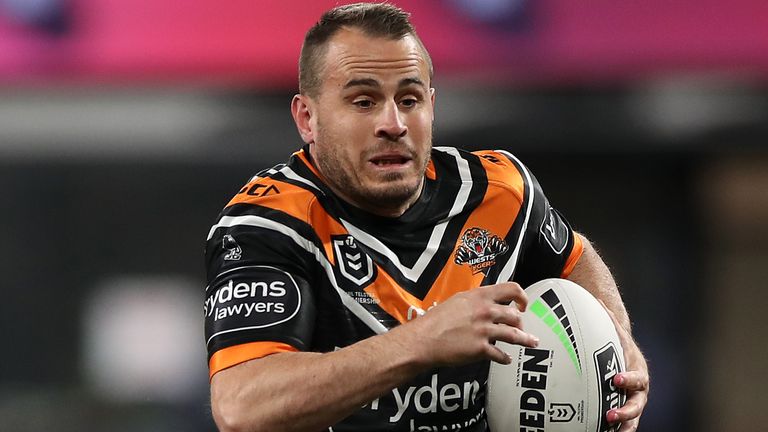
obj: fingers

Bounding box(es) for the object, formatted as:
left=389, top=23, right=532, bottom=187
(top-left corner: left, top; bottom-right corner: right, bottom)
left=483, top=327, right=539, bottom=365
left=478, top=284, right=538, bottom=358
left=608, top=396, right=643, bottom=422
left=485, top=304, right=539, bottom=346
left=414, top=282, right=539, bottom=366
left=474, top=286, right=540, bottom=364
left=607, top=372, right=648, bottom=430
left=485, top=344, right=513, bottom=365
left=607, top=395, right=643, bottom=429
left=593, top=300, right=648, bottom=430
left=489, top=323, right=539, bottom=348
left=481, top=282, right=529, bottom=312
left=614, top=371, right=649, bottom=392
left=488, top=303, right=523, bottom=326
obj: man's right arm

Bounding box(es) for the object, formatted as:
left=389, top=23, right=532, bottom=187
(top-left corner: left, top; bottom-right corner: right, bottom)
left=210, top=282, right=540, bottom=432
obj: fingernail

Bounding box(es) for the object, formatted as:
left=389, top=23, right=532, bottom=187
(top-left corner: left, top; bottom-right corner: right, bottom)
left=615, top=374, right=625, bottom=385
left=532, top=336, right=540, bottom=347
left=607, top=410, right=618, bottom=423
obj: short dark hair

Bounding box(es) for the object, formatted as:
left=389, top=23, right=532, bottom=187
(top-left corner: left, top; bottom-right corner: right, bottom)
left=299, top=2, right=433, bottom=97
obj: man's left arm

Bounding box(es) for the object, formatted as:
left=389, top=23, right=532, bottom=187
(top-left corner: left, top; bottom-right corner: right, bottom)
left=567, top=234, right=650, bottom=432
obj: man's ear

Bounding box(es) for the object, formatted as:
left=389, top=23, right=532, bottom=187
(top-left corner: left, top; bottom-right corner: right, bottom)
left=429, top=87, right=436, bottom=122
left=291, top=94, right=315, bottom=144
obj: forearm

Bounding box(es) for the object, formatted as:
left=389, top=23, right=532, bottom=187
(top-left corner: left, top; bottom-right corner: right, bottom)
left=566, top=235, right=650, bottom=428
left=567, top=234, right=632, bottom=333
left=210, top=282, right=539, bottom=432
left=211, top=324, right=428, bottom=432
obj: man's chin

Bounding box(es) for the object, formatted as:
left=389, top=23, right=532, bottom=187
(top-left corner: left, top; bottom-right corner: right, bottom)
left=355, top=180, right=422, bottom=212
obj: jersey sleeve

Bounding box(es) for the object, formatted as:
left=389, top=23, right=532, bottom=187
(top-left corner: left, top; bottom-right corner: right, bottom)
left=514, top=164, right=583, bottom=287
left=485, top=150, right=584, bottom=287
left=204, top=214, right=317, bottom=379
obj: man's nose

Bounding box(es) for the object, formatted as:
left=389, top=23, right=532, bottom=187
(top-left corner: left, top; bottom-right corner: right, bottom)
left=375, top=102, right=407, bottom=141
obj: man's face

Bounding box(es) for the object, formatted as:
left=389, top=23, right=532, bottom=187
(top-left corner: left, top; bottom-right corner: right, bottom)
left=294, top=27, right=435, bottom=217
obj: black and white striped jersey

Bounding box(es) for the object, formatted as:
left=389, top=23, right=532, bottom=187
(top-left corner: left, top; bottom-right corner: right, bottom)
left=204, top=145, right=583, bottom=431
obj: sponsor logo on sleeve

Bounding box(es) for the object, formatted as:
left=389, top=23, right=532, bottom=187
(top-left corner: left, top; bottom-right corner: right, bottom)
left=204, top=266, right=301, bottom=343
left=540, top=205, right=568, bottom=254
left=454, top=227, right=509, bottom=275
left=238, top=182, right=281, bottom=197
left=480, top=153, right=502, bottom=164
left=222, top=234, right=242, bottom=261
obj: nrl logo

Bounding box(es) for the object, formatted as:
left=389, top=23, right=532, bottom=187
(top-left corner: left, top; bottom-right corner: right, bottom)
left=332, top=235, right=375, bottom=287
left=454, top=227, right=509, bottom=275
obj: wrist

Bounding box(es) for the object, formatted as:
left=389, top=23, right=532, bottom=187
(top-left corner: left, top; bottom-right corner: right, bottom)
left=379, top=320, right=434, bottom=373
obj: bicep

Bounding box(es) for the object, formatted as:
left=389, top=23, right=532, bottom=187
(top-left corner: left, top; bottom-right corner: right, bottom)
left=205, top=264, right=316, bottom=379
left=512, top=196, right=583, bottom=287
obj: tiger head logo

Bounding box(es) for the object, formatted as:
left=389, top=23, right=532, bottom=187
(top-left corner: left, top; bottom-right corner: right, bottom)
left=455, top=227, right=509, bottom=275
left=462, top=228, right=490, bottom=256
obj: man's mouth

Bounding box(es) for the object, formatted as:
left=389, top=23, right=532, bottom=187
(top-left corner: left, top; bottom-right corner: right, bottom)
left=371, top=157, right=408, bottom=166
left=369, top=154, right=412, bottom=167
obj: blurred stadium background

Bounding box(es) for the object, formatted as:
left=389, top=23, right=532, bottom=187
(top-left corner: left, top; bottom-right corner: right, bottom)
left=2, top=0, right=767, bottom=430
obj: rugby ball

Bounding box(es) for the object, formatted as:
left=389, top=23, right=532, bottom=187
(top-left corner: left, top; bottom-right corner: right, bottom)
left=486, top=278, right=626, bottom=432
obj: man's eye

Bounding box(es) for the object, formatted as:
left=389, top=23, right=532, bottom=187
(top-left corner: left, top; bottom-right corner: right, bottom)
left=354, top=99, right=374, bottom=108
left=400, top=98, right=418, bottom=108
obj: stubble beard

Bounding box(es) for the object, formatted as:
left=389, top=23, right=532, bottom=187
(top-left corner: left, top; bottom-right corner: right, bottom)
left=313, top=130, right=431, bottom=215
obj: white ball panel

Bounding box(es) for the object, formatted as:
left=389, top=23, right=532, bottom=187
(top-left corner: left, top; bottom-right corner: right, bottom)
left=487, top=279, right=626, bottom=432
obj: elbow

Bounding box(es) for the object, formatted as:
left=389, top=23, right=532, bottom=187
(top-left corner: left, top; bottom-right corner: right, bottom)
left=211, top=394, right=249, bottom=432
left=211, top=379, right=262, bottom=432
left=211, top=383, right=278, bottom=432
left=210, top=356, right=300, bottom=432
